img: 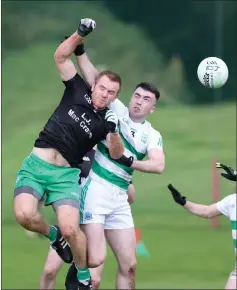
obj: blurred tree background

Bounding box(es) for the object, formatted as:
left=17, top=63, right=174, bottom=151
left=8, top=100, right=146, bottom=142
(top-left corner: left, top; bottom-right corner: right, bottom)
left=2, top=0, right=236, bottom=105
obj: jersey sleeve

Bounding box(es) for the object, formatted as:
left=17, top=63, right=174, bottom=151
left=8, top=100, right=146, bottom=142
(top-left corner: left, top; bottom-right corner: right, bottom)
left=216, top=195, right=234, bottom=217
left=109, top=99, right=127, bottom=118
left=147, top=127, right=163, bottom=151
left=62, top=73, right=89, bottom=91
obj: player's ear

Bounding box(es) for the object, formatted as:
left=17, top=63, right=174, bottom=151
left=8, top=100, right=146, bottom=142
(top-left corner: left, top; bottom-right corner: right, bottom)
left=150, top=106, right=155, bottom=114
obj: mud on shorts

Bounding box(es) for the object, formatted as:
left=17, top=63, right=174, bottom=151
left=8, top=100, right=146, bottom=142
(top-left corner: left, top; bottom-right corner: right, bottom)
left=14, top=153, right=81, bottom=210
left=80, top=175, right=134, bottom=229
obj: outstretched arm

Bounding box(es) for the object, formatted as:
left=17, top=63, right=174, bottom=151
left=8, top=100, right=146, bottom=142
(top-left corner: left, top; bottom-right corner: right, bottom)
left=184, top=202, right=221, bottom=218
left=131, top=149, right=165, bottom=174
left=75, top=50, right=98, bottom=87
left=54, top=33, right=82, bottom=81
left=167, top=184, right=222, bottom=219
left=54, top=18, right=96, bottom=81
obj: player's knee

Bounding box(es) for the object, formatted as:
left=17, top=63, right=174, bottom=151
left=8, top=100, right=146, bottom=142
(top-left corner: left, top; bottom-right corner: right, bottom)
left=129, top=258, right=137, bottom=273
left=14, top=206, right=35, bottom=228
left=88, top=257, right=105, bottom=268
left=60, top=224, right=78, bottom=242
left=42, top=266, right=58, bottom=281
left=119, top=256, right=136, bottom=275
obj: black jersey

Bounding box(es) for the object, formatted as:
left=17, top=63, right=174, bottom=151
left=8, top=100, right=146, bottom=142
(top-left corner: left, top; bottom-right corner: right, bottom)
left=34, top=74, right=108, bottom=167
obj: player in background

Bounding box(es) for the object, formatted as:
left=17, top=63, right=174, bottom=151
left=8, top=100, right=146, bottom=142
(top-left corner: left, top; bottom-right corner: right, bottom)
left=65, top=41, right=165, bottom=290
left=13, top=18, right=124, bottom=290
left=168, top=162, right=237, bottom=290
left=39, top=147, right=136, bottom=290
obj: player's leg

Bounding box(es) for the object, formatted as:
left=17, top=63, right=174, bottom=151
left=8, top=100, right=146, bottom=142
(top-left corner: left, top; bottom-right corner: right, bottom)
left=39, top=247, right=64, bottom=289
left=55, top=203, right=89, bottom=275
left=90, top=263, right=105, bottom=290
left=65, top=224, right=106, bottom=290
left=91, top=263, right=105, bottom=290
left=14, top=193, right=49, bottom=234
left=14, top=155, right=49, bottom=235
left=105, top=201, right=136, bottom=289
left=25, top=198, right=45, bottom=238
left=225, top=269, right=237, bottom=290
left=65, top=178, right=109, bottom=289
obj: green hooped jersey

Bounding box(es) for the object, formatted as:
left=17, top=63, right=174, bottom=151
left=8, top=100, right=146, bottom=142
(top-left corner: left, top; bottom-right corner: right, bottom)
left=90, top=99, right=163, bottom=190
left=216, top=193, right=237, bottom=261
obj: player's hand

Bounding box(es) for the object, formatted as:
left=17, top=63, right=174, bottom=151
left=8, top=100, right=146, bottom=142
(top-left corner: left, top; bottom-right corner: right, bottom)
left=77, top=18, right=96, bottom=37
left=112, top=155, right=134, bottom=167
left=105, top=110, right=119, bottom=133
left=216, top=163, right=237, bottom=182
left=167, top=184, right=187, bottom=206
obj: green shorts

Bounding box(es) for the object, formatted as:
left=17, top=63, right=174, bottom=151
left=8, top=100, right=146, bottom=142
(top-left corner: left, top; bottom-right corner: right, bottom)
left=14, top=153, right=81, bottom=208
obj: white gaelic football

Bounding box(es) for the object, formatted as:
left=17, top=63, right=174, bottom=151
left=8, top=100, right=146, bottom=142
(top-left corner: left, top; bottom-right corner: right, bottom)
left=197, top=57, right=229, bottom=89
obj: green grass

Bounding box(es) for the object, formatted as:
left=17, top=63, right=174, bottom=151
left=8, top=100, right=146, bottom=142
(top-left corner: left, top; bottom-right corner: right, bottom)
left=2, top=44, right=236, bottom=289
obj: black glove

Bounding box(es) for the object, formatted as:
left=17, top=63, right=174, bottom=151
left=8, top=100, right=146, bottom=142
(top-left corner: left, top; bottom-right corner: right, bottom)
left=216, top=163, right=237, bottom=182
left=62, top=36, right=85, bottom=56
left=167, top=184, right=187, bottom=206
left=77, top=18, right=96, bottom=37
left=112, top=155, right=134, bottom=168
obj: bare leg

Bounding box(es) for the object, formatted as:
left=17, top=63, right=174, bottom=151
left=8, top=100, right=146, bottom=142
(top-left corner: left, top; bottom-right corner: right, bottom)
left=90, top=264, right=105, bottom=289
left=56, top=205, right=87, bottom=269
left=225, top=270, right=236, bottom=290
left=25, top=199, right=45, bottom=238
left=39, top=247, right=64, bottom=289
left=105, top=228, right=136, bottom=289
left=14, top=193, right=50, bottom=235
left=81, top=224, right=107, bottom=268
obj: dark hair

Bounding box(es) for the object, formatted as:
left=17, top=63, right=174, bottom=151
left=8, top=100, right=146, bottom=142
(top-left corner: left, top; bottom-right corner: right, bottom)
left=135, top=82, right=160, bottom=101
left=95, top=70, right=122, bottom=92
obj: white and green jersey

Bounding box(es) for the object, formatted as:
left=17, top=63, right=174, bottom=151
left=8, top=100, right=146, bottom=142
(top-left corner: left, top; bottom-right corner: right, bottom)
left=216, top=193, right=237, bottom=263
left=90, top=99, right=163, bottom=190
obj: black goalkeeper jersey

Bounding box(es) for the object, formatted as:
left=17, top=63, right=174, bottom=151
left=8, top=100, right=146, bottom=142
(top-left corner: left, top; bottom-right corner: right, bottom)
left=34, top=74, right=108, bottom=167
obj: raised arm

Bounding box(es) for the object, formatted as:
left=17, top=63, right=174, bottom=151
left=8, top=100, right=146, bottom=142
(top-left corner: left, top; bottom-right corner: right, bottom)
left=106, top=133, right=124, bottom=159
left=167, top=184, right=222, bottom=218
left=184, top=202, right=221, bottom=218
left=105, top=110, right=124, bottom=159
left=54, top=18, right=96, bottom=81
left=75, top=48, right=98, bottom=87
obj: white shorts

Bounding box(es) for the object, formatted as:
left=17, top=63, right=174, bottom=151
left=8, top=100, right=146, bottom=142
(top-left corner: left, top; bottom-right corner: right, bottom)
left=80, top=176, right=134, bottom=230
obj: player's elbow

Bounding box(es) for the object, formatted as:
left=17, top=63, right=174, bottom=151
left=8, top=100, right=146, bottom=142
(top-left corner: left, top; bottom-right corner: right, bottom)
left=54, top=49, right=66, bottom=64
left=109, top=148, right=124, bottom=160
left=154, top=162, right=165, bottom=174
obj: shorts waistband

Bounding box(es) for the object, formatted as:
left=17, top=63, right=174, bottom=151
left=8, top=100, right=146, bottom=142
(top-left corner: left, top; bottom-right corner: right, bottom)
left=28, top=153, right=75, bottom=171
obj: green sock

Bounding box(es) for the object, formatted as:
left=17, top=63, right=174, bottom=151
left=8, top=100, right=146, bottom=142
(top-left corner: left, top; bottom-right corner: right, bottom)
left=76, top=265, right=90, bottom=282
left=45, top=225, right=57, bottom=242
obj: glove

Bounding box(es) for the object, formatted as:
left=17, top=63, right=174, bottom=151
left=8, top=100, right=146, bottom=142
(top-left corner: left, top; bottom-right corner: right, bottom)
left=62, top=36, right=85, bottom=56
left=105, top=110, right=119, bottom=133
left=112, top=155, right=134, bottom=168
left=216, top=163, right=237, bottom=182
left=167, top=184, right=187, bottom=206
left=77, top=18, right=96, bottom=37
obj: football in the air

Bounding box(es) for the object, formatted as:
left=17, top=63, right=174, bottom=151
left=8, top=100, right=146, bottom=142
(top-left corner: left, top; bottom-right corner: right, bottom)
left=197, top=57, right=229, bottom=89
